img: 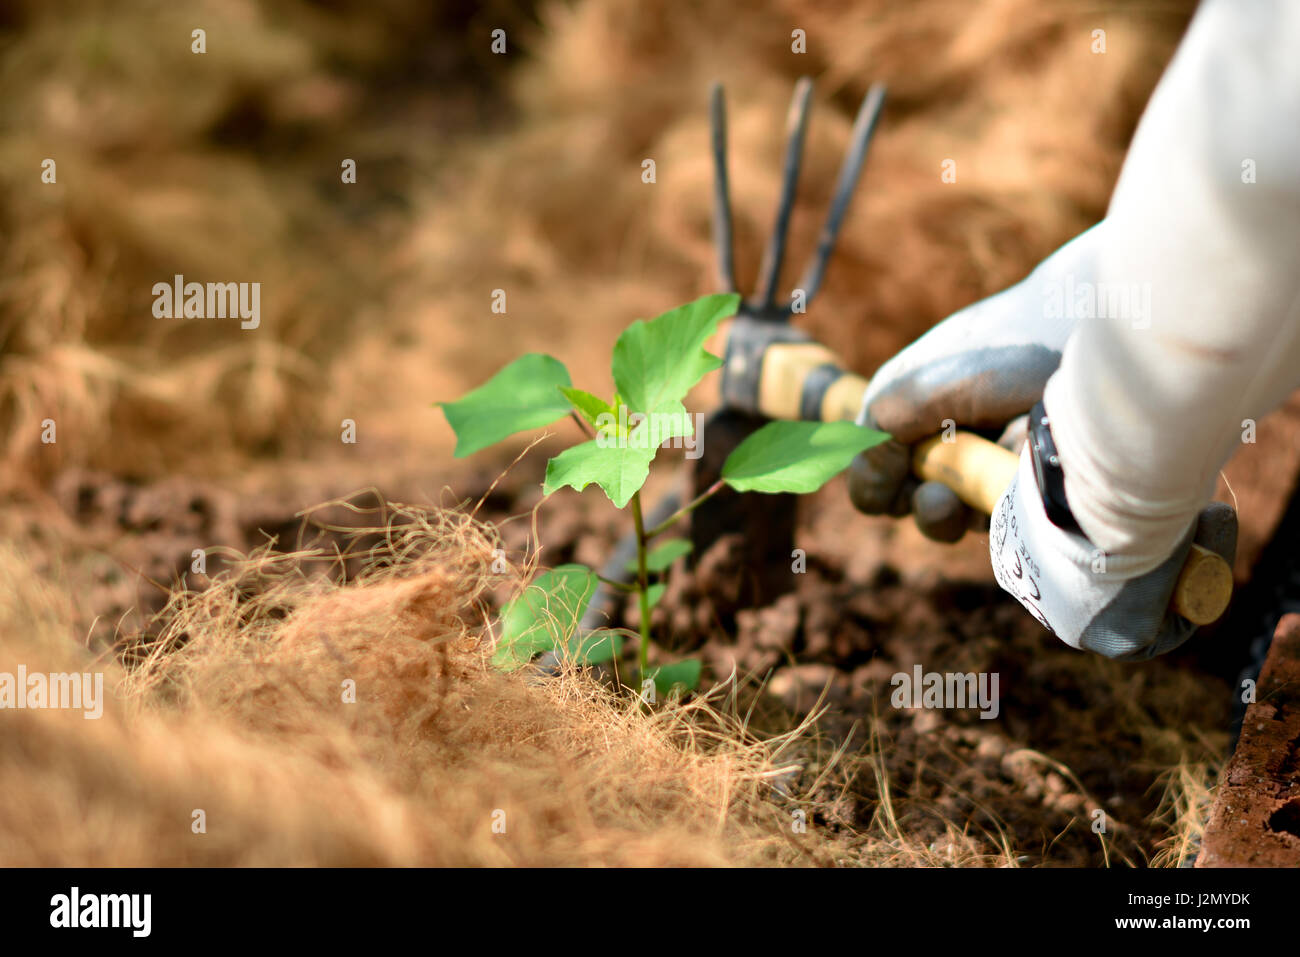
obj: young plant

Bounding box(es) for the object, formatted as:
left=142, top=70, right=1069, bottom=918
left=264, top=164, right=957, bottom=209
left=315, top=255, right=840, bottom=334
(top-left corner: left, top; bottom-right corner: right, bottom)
left=438, top=293, right=889, bottom=697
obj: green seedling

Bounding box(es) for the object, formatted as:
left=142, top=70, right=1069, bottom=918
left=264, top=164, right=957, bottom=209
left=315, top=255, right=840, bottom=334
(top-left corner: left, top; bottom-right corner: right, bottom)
left=438, top=293, right=890, bottom=697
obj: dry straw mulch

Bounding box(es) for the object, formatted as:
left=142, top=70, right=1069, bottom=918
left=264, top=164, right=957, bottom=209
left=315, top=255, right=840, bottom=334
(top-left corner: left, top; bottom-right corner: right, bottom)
left=0, top=501, right=825, bottom=866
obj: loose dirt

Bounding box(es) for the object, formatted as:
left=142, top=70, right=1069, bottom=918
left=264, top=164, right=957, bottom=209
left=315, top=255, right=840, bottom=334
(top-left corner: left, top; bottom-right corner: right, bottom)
left=40, top=448, right=1246, bottom=867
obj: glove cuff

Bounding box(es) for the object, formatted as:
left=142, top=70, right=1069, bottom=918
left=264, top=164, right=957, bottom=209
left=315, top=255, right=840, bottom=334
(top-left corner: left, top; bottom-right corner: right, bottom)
left=990, top=447, right=1126, bottom=648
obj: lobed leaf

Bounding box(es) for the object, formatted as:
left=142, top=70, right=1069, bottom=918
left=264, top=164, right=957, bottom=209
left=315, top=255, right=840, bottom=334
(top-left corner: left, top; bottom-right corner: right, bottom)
left=492, top=564, right=598, bottom=670
left=437, top=354, right=573, bottom=458
left=542, top=438, right=657, bottom=509
left=721, top=420, right=891, bottom=494
left=542, top=403, right=697, bottom=507
left=611, top=293, right=739, bottom=416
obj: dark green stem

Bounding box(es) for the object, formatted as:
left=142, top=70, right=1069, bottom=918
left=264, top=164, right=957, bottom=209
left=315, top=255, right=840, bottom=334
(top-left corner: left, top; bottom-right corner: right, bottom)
left=644, top=478, right=725, bottom=539
left=570, top=411, right=596, bottom=439
left=631, top=490, right=652, bottom=682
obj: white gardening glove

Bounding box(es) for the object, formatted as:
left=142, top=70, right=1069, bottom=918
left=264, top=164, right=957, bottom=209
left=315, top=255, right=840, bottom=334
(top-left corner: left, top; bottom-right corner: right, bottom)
left=991, top=443, right=1237, bottom=660
left=849, top=223, right=1103, bottom=541
left=848, top=219, right=1240, bottom=660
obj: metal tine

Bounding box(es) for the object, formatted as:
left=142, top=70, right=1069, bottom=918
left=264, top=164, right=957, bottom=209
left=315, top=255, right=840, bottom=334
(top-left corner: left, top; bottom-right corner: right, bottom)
left=709, top=83, right=738, bottom=296
left=790, top=82, right=887, bottom=312
left=753, top=76, right=814, bottom=316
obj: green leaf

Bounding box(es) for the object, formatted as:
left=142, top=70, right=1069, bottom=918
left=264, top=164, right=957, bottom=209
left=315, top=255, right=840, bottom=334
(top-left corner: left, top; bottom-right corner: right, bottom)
left=626, top=539, right=692, bottom=575
left=542, top=294, right=731, bottom=506
left=542, top=438, right=657, bottom=509
left=647, top=658, right=702, bottom=696
left=646, top=539, right=692, bottom=573
left=722, top=420, right=891, bottom=494
left=567, top=628, right=624, bottom=665
left=631, top=400, right=697, bottom=446
left=437, top=354, right=573, bottom=458
left=492, top=564, right=598, bottom=671
left=611, top=293, right=739, bottom=415
left=542, top=401, right=699, bottom=507
left=559, top=387, right=617, bottom=434
left=645, top=583, right=667, bottom=609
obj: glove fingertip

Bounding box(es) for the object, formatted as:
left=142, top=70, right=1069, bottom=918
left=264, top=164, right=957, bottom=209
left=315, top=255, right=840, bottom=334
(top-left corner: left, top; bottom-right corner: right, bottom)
left=912, top=481, right=969, bottom=543
left=847, top=441, right=911, bottom=516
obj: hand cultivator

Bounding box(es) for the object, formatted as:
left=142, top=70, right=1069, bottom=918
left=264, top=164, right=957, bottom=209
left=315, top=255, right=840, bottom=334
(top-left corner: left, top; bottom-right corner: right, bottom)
left=686, top=76, right=885, bottom=602
left=565, top=77, right=888, bottom=641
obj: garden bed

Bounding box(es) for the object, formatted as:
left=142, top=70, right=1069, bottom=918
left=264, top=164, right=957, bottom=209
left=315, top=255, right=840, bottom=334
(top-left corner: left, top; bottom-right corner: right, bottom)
left=35, top=455, right=1249, bottom=867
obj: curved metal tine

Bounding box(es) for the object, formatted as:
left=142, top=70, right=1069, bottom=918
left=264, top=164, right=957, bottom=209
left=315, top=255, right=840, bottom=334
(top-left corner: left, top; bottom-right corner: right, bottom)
left=792, top=82, right=887, bottom=311
left=710, top=84, right=738, bottom=297
left=754, top=77, right=814, bottom=317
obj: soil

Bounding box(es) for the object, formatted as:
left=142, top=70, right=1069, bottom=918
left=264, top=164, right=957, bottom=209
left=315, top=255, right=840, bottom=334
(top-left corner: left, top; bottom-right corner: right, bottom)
left=41, top=445, right=1259, bottom=868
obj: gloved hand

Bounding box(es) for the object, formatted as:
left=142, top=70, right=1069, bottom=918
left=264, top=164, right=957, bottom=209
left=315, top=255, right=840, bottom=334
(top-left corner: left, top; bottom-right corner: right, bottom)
left=991, top=443, right=1236, bottom=660
left=848, top=221, right=1239, bottom=659
left=848, top=225, right=1103, bottom=541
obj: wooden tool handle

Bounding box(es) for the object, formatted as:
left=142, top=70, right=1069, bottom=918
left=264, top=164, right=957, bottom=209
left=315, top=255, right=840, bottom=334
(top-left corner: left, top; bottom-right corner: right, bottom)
left=912, top=432, right=1233, bottom=625
left=753, top=340, right=870, bottom=423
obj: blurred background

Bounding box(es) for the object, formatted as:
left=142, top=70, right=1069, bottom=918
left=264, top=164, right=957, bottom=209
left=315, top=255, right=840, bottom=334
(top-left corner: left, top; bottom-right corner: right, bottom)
left=1, top=0, right=1196, bottom=488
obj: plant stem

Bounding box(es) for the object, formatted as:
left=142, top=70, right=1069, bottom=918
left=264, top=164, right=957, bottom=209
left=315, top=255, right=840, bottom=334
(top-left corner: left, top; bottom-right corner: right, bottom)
left=631, top=489, right=652, bottom=682
left=644, top=478, right=725, bottom=539
left=570, top=411, right=596, bottom=439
